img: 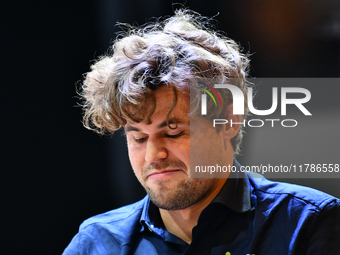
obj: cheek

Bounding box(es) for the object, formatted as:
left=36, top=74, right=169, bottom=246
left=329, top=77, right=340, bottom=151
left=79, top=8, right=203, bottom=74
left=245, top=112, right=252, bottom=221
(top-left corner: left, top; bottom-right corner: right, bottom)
left=127, top=144, right=145, bottom=177
left=190, top=131, right=225, bottom=167
left=171, top=143, right=190, bottom=166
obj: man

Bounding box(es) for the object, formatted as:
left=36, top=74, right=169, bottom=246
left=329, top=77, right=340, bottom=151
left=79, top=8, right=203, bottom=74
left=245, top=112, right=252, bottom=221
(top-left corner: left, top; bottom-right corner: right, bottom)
left=64, top=10, right=340, bottom=255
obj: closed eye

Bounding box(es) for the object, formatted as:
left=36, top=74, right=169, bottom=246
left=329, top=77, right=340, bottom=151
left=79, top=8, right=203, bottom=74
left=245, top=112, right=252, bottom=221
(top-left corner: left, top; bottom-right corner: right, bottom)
left=134, top=137, right=148, bottom=144
left=165, top=131, right=185, bottom=139
left=133, top=131, right=185, bottom=144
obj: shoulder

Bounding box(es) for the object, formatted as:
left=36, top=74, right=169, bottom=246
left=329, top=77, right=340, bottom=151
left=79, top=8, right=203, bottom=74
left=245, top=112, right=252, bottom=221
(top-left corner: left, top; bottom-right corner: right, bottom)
left=62, top=196, right=149, bottom=255
left=80, top=196, right=147, bottom=231
left=245, top=172, right=340, bottom=253
left=246, top=172, right=340, bottom=219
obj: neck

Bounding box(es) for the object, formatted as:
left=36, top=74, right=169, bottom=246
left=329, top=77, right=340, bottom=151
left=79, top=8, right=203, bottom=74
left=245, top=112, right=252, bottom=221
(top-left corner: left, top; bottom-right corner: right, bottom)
left=159, top=178, right=227, bottom=244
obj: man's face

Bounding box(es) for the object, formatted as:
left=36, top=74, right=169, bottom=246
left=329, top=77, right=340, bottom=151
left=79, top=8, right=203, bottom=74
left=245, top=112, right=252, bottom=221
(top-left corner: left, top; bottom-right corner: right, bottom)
left=125, top=86, right=223, bottom=210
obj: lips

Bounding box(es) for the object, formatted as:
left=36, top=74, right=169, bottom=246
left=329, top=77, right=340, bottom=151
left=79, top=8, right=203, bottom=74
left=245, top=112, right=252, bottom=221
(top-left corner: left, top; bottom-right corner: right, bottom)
left=147, top=169, right=182, bottom=180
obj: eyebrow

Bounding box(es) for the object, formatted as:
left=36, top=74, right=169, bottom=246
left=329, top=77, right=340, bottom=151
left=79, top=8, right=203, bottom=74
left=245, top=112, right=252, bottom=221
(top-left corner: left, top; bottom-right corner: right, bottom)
left=124, top=117, right=189, bottom=132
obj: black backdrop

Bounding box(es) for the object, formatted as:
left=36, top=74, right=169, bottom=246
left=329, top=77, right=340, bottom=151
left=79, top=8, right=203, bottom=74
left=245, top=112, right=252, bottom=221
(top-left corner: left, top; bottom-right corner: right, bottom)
left=3, top=1, right=340, bottom=254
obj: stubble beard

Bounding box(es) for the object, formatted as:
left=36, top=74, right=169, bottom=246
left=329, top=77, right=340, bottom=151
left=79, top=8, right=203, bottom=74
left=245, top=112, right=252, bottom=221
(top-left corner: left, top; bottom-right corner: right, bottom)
left=141, top=161, right=217, bottom=210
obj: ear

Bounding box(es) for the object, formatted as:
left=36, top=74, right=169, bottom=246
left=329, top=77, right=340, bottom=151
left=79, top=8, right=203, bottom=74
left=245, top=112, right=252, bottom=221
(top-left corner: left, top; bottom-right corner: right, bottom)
left=221, top=103, right=242, bottom=140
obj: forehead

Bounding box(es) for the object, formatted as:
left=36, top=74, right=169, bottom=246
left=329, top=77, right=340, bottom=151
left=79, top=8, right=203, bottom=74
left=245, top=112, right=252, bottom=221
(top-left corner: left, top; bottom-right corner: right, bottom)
left=153, top=86, right=190, bottom=117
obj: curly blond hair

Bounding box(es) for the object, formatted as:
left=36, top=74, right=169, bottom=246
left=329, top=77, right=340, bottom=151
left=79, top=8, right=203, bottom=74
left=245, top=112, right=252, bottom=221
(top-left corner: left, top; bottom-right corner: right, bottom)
left=81, top=9, right=250, bottom=155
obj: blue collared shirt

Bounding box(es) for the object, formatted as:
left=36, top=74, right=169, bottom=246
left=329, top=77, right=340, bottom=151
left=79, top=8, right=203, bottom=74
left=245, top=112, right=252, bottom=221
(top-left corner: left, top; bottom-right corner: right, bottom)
left=63, top=161, right=340, bottom=255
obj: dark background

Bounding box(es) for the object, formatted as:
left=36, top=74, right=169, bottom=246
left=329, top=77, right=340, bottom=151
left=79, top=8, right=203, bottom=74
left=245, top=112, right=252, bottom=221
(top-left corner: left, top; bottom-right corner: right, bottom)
left=3, top=0, right=340, bottom=254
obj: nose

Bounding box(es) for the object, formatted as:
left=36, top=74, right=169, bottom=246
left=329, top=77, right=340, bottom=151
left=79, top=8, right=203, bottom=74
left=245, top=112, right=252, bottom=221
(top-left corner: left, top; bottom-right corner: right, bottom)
left=145, top=138, right=168, bottom=163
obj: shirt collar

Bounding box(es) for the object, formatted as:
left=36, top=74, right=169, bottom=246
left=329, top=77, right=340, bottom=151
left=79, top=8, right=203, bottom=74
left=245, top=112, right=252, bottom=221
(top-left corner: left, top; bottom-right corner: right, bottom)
left=140, top=198, right=157, bottom=232
left=211, top=159, right=253, bottom=213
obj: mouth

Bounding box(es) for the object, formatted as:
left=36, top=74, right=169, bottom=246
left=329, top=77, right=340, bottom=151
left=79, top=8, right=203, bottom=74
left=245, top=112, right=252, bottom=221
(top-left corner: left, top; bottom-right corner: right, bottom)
left=147, top=169, right=182, bottom=181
